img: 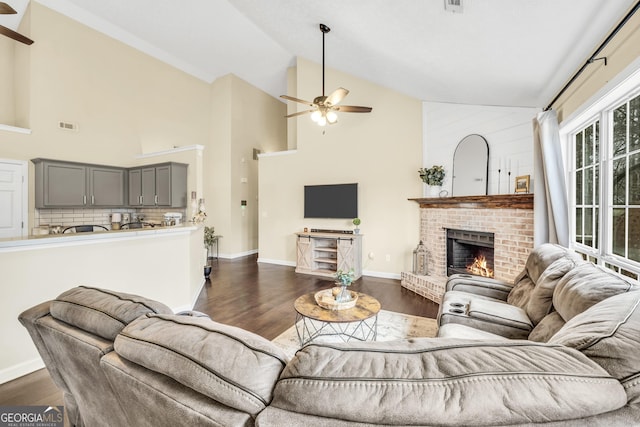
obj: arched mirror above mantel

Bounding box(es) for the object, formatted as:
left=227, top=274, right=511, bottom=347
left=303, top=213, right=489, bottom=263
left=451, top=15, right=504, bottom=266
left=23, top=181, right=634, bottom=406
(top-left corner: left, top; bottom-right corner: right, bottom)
left=452, top=134, right=489, bottom=196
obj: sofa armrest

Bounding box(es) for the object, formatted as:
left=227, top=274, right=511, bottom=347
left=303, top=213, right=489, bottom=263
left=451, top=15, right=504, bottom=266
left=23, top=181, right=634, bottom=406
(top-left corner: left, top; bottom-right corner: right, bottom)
left=446, top=274, right=513, bottom=301
left=271, top=339, right=627, bottom=426
left=175, top=310, right=210, bottom=318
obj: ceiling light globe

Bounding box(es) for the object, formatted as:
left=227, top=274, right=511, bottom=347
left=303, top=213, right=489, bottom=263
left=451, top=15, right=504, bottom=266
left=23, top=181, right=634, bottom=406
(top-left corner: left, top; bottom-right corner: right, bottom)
left=310, top=110, right=321, bottom=122
left=326, top=111, right=338, bottom=123
left=317, top=116, right=327, bottom=126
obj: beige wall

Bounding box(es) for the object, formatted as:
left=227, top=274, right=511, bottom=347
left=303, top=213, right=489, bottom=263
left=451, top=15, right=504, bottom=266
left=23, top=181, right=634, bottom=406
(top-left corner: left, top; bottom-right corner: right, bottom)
left=206, top=74, right=286, bottom=257
left=0, top=35, right=15, bottom=125
left=0, top=3, right=287, bottom=257
left=0, top=228, right=203, bottom=383
left=258, top=58, right=423, bottom=277
left=552, top=4, right=640, bottom=121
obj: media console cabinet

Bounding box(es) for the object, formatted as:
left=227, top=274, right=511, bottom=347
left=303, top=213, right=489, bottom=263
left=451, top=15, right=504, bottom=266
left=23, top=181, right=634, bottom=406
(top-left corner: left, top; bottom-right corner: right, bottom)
left=295, top=232, right=363, bottom=280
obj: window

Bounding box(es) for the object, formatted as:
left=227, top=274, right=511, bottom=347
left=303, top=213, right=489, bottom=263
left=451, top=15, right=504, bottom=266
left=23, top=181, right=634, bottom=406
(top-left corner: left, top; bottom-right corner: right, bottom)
left=568, top=90, right=640, bottom=281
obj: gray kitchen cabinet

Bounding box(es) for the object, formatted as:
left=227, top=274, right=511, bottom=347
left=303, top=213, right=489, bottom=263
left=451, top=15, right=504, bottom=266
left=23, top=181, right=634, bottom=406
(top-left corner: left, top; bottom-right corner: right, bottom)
left=128, top=163, right=187, bottom=208
left=33, top=159, right=125, bottom=208
left=88, top=166, right=125, bottom=206
left=128, top=169, right=142, bottom=205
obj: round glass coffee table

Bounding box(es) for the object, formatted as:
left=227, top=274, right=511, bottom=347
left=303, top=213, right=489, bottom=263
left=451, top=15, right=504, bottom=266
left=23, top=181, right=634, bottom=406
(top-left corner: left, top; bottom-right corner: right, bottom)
left=294, top=291, right=381, bottom=346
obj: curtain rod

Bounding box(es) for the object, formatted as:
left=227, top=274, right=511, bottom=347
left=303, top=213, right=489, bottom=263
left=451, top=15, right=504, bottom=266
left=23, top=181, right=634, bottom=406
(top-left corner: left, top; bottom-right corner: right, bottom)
left=545, top=0, right=640, bottom=111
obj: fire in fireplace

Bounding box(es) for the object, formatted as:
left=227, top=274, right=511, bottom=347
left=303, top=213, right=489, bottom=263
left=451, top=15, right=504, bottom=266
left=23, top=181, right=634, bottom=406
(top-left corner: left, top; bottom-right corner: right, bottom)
left=446, top=229, right=495, bottom=278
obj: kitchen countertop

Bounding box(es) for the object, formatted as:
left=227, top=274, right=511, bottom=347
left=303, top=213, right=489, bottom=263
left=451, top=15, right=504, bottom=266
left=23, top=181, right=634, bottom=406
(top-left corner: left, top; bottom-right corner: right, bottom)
left=0, top=224, right=201, bottom=251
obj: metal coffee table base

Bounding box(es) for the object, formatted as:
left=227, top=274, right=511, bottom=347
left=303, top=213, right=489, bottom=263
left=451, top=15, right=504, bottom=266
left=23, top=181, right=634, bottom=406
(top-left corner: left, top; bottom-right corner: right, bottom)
left=295, top=312, right=378, bottom=347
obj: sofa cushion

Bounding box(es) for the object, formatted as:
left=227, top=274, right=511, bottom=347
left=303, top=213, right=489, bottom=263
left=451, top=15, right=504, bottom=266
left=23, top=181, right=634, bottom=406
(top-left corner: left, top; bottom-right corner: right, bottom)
left=505, top=276, right=534, bottom=309
left=271, top=338, right=626, bottom=425
left=437, top=323, right=509, bottom=340
left=507, top=244, right=582, bottom=314
left=114, top=313, right=287, bottom=416
left=550, top=291, right=640, bottom=401
left=528, top=311, right=565, bottom=342
left=467, top=298, right=533, bottom=330
left=524, top=255, right=584, bottom=325
left=553, top=262, right=636, bottom=322
left=50, top=286, right=172, bottom=340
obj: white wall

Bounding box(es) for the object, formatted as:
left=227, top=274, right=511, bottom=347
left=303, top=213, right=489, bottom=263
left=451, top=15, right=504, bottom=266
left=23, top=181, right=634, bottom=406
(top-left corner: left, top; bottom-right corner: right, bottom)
left=423, top=102, right=540, bottom=195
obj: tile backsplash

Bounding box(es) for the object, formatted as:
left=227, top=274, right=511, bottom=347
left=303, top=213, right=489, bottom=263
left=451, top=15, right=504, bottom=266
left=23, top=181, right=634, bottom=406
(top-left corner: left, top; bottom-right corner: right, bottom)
left=35, top=207, right=187, bottom=230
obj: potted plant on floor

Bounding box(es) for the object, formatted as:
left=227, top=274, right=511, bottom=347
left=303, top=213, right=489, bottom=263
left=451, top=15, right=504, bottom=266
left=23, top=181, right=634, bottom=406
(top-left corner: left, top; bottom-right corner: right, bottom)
left=203, top=226, right=216, bottom=279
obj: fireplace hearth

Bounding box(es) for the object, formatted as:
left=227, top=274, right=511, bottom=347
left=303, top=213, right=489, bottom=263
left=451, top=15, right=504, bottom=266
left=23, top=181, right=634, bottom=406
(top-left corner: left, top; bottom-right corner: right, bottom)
left=446, top=228, right=495, bottom=278
left=400, top=194, right=533, bottom=304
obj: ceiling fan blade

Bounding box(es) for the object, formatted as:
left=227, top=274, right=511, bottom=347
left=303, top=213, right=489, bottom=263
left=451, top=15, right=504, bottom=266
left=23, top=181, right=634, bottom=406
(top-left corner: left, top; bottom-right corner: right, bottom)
left=325, top=88, right=349, bottom=106
left=280, top=95, right=315, bottom=106
left=335, top=105, right=373, bottom=113
left=0, top=24, right=33, bottom=45
left=285, top=109, right=315, bottom=118
left=0, top=2, right=16, bottom=14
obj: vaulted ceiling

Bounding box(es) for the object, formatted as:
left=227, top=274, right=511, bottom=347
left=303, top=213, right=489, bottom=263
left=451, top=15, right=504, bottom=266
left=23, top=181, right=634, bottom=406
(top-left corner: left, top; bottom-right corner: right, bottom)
left=8, top=0, right=639, bottom=107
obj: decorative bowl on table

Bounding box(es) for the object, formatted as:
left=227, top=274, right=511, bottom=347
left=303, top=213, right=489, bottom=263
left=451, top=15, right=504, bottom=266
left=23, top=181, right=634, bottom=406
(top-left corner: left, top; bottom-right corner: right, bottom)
left=315, top=289, right=358, bottom=310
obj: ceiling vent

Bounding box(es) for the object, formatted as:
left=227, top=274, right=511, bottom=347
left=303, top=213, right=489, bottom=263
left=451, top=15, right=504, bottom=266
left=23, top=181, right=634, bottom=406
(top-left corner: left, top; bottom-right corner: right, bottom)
left=444, top=0, right=463, bottom=13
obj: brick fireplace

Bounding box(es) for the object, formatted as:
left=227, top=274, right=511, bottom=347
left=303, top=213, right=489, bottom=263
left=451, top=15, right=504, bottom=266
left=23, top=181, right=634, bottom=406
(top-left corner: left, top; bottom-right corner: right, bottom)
left=401, top=194, right=534, bottom=304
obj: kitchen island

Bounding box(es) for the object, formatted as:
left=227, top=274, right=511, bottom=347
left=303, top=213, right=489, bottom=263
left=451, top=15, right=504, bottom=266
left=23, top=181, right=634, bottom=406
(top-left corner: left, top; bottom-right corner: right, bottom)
left=0, top=224, right=205, bottom=384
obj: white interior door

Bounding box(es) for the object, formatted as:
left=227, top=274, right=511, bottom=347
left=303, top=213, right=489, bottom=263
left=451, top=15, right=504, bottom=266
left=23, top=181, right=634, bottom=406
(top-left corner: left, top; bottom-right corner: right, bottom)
left=0, top=160, right=27, bottom=239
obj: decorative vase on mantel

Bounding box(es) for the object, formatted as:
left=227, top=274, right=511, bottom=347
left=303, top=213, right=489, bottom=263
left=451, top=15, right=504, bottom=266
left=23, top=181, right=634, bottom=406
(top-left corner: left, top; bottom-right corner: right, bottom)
left=427, top=185, right=442, bottom=197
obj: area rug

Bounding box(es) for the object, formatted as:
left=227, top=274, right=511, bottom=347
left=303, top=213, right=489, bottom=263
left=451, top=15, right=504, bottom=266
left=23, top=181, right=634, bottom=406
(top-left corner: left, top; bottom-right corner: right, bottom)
left=272, top=310, right=438, bottom=359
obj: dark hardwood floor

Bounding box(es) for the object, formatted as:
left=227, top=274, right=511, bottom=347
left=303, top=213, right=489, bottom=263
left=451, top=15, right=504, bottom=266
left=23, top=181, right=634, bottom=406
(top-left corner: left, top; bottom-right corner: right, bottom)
left=0, top=255, right=438, bottom=409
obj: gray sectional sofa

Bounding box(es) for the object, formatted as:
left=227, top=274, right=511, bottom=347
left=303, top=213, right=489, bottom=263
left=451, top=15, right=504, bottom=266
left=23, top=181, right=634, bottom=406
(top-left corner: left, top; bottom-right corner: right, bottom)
left=18, top=245, right=640, bottom=426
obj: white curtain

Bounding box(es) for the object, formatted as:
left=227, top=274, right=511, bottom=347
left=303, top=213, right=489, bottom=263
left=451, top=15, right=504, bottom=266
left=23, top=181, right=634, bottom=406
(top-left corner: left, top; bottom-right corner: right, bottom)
left=533, top=109, right=570, bottom=247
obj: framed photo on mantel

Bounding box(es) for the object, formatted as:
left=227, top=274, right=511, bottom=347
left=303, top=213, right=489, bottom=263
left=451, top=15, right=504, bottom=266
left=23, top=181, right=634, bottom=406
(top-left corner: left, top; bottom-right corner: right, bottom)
left=515, top=175, right=530, bottom=193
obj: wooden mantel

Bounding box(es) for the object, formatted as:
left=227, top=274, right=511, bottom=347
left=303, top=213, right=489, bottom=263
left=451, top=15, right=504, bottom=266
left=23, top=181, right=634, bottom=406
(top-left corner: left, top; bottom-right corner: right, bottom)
left=409, top=193, right=533, bottom=209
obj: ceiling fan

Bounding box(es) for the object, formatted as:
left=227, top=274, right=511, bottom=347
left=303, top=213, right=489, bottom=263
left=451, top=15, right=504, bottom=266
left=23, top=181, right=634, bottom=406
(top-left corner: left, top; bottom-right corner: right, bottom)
left=0, top=1, right=34, bottom=45
left=280, top=23, right=372, bottom=126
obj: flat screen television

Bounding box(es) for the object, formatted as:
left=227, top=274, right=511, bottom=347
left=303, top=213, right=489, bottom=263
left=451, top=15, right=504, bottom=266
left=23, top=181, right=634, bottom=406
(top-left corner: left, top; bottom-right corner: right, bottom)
left=304, top=183, right=358, bottom=219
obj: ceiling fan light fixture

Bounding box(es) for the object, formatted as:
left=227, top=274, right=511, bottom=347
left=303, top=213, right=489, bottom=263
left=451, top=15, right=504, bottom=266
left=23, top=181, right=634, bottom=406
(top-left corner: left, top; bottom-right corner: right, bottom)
left=280, top=23, right=371, bottom=126
left=310, top=110, right=322, bottom=122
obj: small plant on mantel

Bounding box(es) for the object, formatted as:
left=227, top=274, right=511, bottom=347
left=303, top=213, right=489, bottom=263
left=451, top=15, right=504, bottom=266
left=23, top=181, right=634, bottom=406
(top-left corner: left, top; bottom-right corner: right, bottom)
left=418, top=165, right=445, bottom=186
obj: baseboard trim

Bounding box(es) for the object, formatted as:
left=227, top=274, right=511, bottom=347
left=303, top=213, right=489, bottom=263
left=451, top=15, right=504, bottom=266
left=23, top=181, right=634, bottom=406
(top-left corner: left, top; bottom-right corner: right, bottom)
left=0, top=357, right=45, bottom=385
left=219, top=249, right=258, bottom=259
left=257, top=258, right=296, bottom=267
left=362, top=270, right=401, bottom=280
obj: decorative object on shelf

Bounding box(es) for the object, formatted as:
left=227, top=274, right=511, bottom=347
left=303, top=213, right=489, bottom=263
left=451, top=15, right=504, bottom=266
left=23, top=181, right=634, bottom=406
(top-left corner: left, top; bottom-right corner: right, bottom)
left=419, top=165, right=445, bottom=197
left=192, top=198, right=207, bottom=223
left=352, top=218, right=361, bottom=234
left=412, top=240, right=429, bottom=276
left=334, top=269, right=355, bottom=302
left=515, top=175, right=530, bottom=193
left=315, top=289, right=358, bottom=310
left=190, top=191, right=198, bottom=221
left=204, top=226, right=217, bottom=259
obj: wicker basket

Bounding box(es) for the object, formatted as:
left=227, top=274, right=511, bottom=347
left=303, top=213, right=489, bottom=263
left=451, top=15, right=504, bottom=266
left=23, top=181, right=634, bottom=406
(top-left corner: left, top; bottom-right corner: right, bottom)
left=314, top=289, right=358, bottom=310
